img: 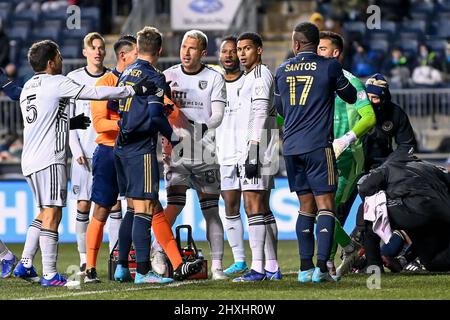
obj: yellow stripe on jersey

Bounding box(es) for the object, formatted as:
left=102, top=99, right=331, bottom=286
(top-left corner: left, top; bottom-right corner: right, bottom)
left=325, top=147, right=335, bottom=186
left=144, top=154, right=152, bottom=193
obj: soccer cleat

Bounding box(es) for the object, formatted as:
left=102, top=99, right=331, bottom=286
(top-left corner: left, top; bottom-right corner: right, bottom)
left=233, top=269, right=266, bottom=282
left=265, top=268, right=282, bottom=280
left=312, top=267, right=337, bottom=283
left=173, top=259, right=203, bottom=281
left=13, top=262, right=40, bottom=283
left=336, top=242, right=362, bottom=278
left=84, top=268, right=100, bottom=284
left=224, top=261, right=248, bottom=275
left=1, top=255, right=18, bottom=278
left=41, top=273, right=67, bottom=287
left=150, top=250, right=167, bottom=276
left=77, top=263, right=86, bottom=276
left=211, top=268, right=229, bottom=280
left=327, top=260, right=340, bottom=281
left=114, top=264, right=133, bottom=282
left=403, top=258, right=427, bottom=273
left=298, top=268, right=314, bottom=283
left=134, top=271, right=173, bottom=284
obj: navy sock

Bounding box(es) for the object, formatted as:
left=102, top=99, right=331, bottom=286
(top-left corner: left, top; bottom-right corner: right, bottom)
left=118, top=207, right=134, bottom=267
left=316, top=210, right=335, bottom=272
left=380, top=231, right=405, bottom=257
left=132, top=213, right=153, bottom=275
left=296, top=211, right=315, bottom=271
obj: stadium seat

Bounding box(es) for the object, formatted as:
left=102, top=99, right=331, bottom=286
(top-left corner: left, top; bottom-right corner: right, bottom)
left=14, top=10, right=40, bottom=23
left=437, top=21, right=450, bottom=37
left=399, top=39, right=419, bottom=56
left=62, top=26, right=90, bottom=39
left=369, top=39, right=389, bottom=54
left=61, top=45, right=81, bottom=59
left=411, top=1, right=435, bottom=14
left=343, top=21, right=366, bottom=37
left=8, top=38, right=21, bottom=64
left=30, top=27, right=60, bottom=43
left=425, top=39, right=447, bottom=57
left=0, top=2, right=11, bottom=23
left=399, top=31, right=421, bottom=42
left=42, top=19, right=63, bottom=30
left=368, top=30, right=391, bottom=42
left=401, top=20, right=427, bottom=34
left=17, top=64, right=34, bottom=83
left=379, top=20, right=397, bottom=35
left=6, top=26, right=29, bottom=42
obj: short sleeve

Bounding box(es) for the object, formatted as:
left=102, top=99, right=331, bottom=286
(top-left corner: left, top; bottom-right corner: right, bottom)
left=211, top=72, right=226, bottom=104
left=328, top=59, right=349, bottom=91
left=252, top=66, right=273, bottom=102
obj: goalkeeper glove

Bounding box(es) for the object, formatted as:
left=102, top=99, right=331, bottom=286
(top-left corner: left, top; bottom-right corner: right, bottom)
left=332, top=130, right=357, bottom=159
left=244, top=142, right=260, bottom=179
left=70, top=113, right=91, bottom=130
left=132, top=76, right=158, bottom=96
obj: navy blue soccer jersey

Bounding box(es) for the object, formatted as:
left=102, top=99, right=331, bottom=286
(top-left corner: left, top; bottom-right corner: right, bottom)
left=274, top=51, right=355, bottom=155
left=115, top=59, right=173, bottom=156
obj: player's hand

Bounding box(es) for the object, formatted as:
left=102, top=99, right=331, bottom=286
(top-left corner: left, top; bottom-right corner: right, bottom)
left=163, top=103, right=174, bottom=117
left=70, top=113, right=91, bottom=130
left=244, top=142, right=260, bottom=179
left=132, top=76, right=158, bottom=96
left=107, top=99, right=120, bottom=113
left=0, top=68, right=11, bottom=88
left=332, top=131, right=357, bottom=159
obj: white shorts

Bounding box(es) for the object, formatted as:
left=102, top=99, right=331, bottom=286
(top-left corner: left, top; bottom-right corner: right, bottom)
left=70, top=158, right=93, bottom=201
left=26, top=164, right=68, bottom=208
left=164, top=161, right=221, bottom=195
left=220, top=164, right=274, bottom=191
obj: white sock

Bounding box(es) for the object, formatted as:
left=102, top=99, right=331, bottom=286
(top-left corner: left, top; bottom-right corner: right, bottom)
left=225, top=214, right=246, bottom=263
left=40, top=229, right=58, bottom=280
left=212, top=259, right=222, bottom=271
left=21, top=219, right=42, bottom=267
left=200, top=199, right=224, bottom=262
left=108, top=209, right=122, bottom=253
left=264, top=212, right=279, bottom=273
left=248, top=214, right=266, bottom=274
left=152, top=240, right=163, bottom=252
left=76, top=210, right=89, bottom=265
left=0, top=240, right=13, bottom=261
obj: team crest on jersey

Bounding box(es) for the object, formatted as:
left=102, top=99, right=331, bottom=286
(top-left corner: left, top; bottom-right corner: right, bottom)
left=357, top=90, right=367, bottom=100
left=382, top=121, right=394, bottom=132
left=73, top=185, right=80, bottom=195
left=255, top=86, right=264, bottom=96
left=199, top=80, right=208, bottom=90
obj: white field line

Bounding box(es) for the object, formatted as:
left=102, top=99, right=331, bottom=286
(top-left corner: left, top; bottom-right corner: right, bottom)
left=17, top=271, right=299, bottom=300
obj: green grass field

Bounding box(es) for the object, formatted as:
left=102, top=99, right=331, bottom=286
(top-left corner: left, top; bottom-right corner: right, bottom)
left=1, top=241, right=449, bottom=300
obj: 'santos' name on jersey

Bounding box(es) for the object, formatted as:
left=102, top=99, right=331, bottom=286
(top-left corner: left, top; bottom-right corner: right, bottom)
left=284, top=62, right=317, bottom=72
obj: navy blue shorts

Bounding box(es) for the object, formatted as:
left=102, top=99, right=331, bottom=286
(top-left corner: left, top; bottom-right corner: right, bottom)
left=284, top=146, right=337, bottom=196
left=91, top=144, right=119, bottom=208
left=115, top=152, right=159, bottom=200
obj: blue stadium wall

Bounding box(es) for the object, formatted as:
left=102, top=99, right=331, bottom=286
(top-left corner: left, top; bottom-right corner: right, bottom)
left=0, top=179, right=360, bottom=243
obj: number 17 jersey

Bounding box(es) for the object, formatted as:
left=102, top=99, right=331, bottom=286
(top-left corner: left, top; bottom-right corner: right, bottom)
left=275, top=52, right=350, bottom=156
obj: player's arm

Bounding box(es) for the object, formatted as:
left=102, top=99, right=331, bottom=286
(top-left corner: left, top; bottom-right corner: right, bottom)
left=357, top=166, right=388, bottom=198
left=333, top=82, right=376, bottom=158
left=274, top=67, right=285, bottom=126
left=68, top=92, right=86, bottom=166
left=91, top=75, right=119, bottom=134
left=394, top=108, right=417, bottom=153
left=0, top=70, right=22, bottom=101
left=330, top=60, right=357, bottom=104
left=56, top=75, right=158, bottom=101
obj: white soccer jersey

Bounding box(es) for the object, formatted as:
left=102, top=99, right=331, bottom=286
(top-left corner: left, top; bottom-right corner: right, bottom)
left=215, top=72, right=245, bottom=165
left=20, top=74, right=85, bottom=176
left=163, top=64, right=226, bottom=163
left=236, top=64, right=278, bottom=166
left=67, top=67, right=109, bottom=159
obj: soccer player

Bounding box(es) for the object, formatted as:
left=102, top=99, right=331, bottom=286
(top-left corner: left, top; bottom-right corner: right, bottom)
left=67, top=33, right=110, bottom=274
left=215, top=36, right=248, bottom=275
left=274, top=22, right=356, bottom=283
left=230, top=33, right=281, bottom=282
left=114, top=26, right=202, bottom=284
left=317, top=31, right=376, bottom=279
left=0, top=240, right=17, bottom=278
left=84, top=35, right=138, bottom=283
left=157, top=29, right=228, bottom=280
left=13, top=39, right=156, bottom=286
